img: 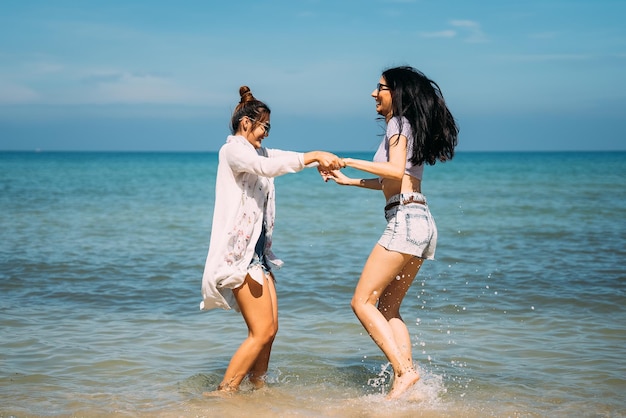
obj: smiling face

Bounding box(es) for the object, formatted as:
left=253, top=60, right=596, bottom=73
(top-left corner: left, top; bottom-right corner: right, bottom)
left=240, top=116, right=270, bottom=149
left=371, top=76, right=393, bottom=121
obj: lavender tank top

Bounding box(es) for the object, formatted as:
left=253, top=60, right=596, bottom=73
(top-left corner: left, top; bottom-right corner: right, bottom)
left=372, top=116, right=424, bottom=180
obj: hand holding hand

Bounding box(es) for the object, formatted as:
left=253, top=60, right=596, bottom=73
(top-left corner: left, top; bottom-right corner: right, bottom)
left=317, top=167, right=352, bottom=185
left=315, top=151, right=345, bottom=171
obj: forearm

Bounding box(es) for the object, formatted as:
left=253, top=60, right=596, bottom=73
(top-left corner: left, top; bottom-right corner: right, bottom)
left=343, top=157, right=404, bottom=180
left=303, top=151, right=331, bottom=166
left=344, top=177, right=381, bottom=190
left=358, top=178, right=382, bottom=190
left=303, top=151, right=345, bottom=170
left=303, top=151, right=320, bottom=166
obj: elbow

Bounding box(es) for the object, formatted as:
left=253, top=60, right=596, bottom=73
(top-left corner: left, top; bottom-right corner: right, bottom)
left=388, top=169, right=404, bottom=181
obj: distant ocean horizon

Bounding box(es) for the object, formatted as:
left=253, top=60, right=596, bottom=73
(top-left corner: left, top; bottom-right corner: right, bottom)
left=4, top=149, right=626, bottom=153
left=1, top=150, right=624, bottom=417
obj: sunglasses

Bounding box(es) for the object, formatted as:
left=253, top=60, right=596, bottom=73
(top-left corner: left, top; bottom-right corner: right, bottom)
left=376, top=82, right=391, bottom=91
left=249, top=118, right=271, bottom=134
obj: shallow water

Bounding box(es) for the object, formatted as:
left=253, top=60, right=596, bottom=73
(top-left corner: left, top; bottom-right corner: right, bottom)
left=1, top=151, right=625, bottom=417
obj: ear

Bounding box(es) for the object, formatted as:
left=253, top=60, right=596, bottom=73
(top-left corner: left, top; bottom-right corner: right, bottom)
left=241, top=116, right=251, bottom=132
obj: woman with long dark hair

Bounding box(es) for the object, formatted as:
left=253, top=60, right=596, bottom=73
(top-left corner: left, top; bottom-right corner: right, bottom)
left=321, top=66, right=458, bottom=399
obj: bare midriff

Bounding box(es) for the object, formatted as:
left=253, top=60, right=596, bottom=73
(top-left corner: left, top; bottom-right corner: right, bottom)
left=381, top=174, right=422, bottom=201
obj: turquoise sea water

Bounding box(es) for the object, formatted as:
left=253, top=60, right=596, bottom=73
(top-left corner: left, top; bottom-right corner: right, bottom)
left=1, top=151, right=625, bottom=417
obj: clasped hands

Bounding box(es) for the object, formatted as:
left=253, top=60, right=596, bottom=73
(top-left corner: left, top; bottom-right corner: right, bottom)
left=314, top=152, right=351, bottom=184
left=315, top=151, right=345, bottom=171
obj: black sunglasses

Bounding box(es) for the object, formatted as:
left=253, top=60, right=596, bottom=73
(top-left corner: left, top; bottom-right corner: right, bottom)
left=249, top=118, right=271, bottom=134
left=376, top=82, right=391, bottom=91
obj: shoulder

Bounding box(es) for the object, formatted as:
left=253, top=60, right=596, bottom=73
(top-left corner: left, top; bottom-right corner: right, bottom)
left=221, top=135, right=254, bottom=156
left=386, top=117, right=409, bottom=133
left=386, top=117, right=413, bottom=141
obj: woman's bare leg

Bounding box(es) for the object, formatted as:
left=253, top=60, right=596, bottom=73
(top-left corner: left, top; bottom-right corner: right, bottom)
left=351, top=244, right=422, bottom=399
left=215, top=273, right=278, bottom=392
left=377, top=257, right=423, bottom=399
left=247, top=273, right=278, bottom=388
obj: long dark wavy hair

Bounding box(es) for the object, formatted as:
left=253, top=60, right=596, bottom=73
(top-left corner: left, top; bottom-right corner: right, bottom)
left=230, top=86, right=271, bottom=134
left=382, top=66, right=458, bottom=165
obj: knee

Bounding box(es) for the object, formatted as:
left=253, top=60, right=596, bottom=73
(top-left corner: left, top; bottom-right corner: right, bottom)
left=350, top=296, right=359, bottom=314
left=270, top=322, right=278, bottom=340
left=255, top=322, right=278, bottom=346
left=351, top=295, right=371, bottom=316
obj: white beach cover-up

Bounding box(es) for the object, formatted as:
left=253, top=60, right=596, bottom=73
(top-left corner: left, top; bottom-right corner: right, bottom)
left=200, top=135, right=305, bottom=311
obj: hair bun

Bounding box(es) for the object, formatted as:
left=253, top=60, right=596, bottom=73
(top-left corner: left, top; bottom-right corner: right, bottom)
left=239, top=85, right=255, bottom=103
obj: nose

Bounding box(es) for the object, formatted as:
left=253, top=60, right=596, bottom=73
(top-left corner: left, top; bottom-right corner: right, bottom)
left=371, top=88, right=379, bottom=97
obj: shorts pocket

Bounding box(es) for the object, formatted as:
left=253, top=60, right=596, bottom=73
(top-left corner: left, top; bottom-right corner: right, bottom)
left=404, top=211, right=432, bottom=247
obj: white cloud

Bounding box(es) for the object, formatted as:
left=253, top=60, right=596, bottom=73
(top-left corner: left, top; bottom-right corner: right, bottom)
left=6, top=63, right=212, bottom=106
left=419, top=20, right=487, bottom=43
left=0, top=82, right=40, bottom=104
left=420, top=30, right=456, bottom=39
left=450, top=19, right=488, bottom=43
left=82, top=71, right=205, bottom=105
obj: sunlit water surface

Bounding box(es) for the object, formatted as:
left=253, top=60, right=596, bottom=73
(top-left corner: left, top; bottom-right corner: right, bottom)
left=1, top=151, right=624, bottom=417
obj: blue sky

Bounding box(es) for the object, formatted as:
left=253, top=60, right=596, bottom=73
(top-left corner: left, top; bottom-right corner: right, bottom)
left=1, top=0, right=624, bottom=152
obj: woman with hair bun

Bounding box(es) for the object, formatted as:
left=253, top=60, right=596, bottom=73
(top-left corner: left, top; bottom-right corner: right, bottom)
left=321, top=66, right=459, bottom=399
left=200, top=86, right=343, bottom=394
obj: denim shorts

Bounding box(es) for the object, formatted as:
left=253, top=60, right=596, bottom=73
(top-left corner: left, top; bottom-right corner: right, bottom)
left=249, top=222, right=271, bottom=274
left=377, top=193, right=437, bottom=259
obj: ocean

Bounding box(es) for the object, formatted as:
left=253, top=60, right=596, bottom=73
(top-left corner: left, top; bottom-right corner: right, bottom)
left=1, top=150, right=624, bottom=417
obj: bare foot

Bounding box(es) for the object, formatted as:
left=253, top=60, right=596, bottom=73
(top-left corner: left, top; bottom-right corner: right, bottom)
left=202, top=384, right=238, bottom=397
left=202, top=389, right=234, bottom=398
left=248, top=378, right=266, bottom=390
left=386, top=369, right=420, bottom=400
